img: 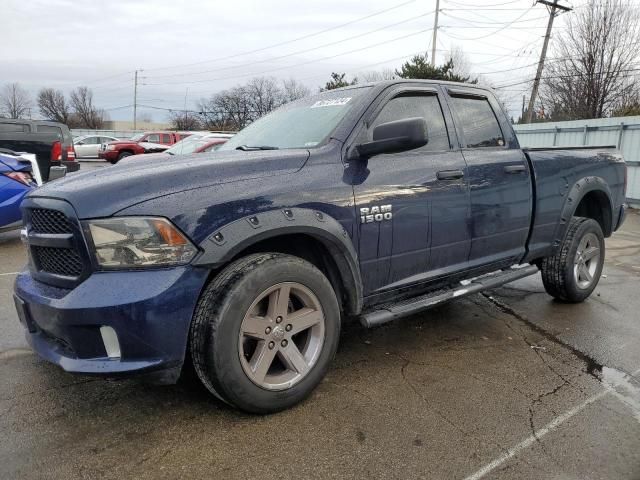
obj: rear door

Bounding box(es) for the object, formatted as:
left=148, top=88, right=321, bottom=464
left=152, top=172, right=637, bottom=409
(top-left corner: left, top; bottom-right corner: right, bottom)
left=75, top=136, right=100, bottom=157
left=446, top=88, right=532, bottom=266
left=350, top=86, right=470, bottom=295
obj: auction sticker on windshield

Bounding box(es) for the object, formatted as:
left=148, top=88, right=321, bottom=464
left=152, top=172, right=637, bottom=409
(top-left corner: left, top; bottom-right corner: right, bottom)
left=311, top=97, right=352, bottom=108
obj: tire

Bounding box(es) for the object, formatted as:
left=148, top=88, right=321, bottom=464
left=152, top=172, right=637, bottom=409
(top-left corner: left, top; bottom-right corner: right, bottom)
left=190, top=253, right=340, bottom=413
left=541, top=217, right=605, bottom=303
left=116, top=151, right=133, bottom=161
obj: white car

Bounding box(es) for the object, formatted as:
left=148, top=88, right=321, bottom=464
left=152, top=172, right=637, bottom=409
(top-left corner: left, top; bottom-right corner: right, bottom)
left=74, top=135, right=120, bottom=158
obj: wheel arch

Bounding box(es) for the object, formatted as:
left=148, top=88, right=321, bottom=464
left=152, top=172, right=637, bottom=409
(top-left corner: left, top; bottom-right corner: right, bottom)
left=192, top=208, right=363, bottom=315
left=557, top=176, right=614, bottom=241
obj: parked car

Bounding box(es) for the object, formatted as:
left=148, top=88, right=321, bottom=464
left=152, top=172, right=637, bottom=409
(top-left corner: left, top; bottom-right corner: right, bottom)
left=0, top=152, right=37, bottom=232
left=123, top=133, right=233, bottom=161
left=73, top=135, right=120, bottom=158
left=14, top=80, right=627, bottom=414
left=98, top=131, right=192, bottom=163
left=0, top=119, right=79, bottom=180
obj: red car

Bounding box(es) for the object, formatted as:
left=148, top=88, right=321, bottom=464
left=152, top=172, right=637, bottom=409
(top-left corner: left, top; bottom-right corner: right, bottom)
left=121, top=133, right=234, bottom=162
left=98, top=131, right=192, bottom=163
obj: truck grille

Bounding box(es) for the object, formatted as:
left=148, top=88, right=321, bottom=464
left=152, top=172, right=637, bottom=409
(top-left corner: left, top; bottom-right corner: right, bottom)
left=32, top=246, right=84, bottom=277
left=24, top=203, right=90, bottom=288
left=30, top=208, right=73, bottom=234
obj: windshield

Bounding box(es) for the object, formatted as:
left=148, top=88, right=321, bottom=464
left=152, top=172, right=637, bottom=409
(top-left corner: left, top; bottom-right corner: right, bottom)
left=218, top=87, right=370, bottom=151
left=130, top=133, right=144, bottom=142
left=165, top=135, right=207, bottom=155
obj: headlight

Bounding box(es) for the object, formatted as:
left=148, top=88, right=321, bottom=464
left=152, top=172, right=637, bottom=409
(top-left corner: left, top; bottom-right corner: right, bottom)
left=85, top=217, right=197, bottom=268
left=107, top=145, right=116, bottom=151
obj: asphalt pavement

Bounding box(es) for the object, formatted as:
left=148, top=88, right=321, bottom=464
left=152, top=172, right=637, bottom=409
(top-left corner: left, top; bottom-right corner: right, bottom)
left=1, top=162, right=638, bottom=479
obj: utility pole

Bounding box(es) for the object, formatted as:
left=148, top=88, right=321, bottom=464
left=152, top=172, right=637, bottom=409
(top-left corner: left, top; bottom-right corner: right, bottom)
left=431, top=0, right=440, bottom=66
left=133, top=70, right=139, bottom=130
left=525, top=0, right=572, bottom=123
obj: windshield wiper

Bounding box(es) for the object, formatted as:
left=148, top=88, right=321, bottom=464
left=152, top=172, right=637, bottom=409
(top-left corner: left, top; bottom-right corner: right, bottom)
left=235, top=145, right=279, bottom=151
left=166, top=151, right=174, bottom=155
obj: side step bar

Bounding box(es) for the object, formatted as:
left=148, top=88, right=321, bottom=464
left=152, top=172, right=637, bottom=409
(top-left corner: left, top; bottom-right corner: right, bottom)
left=360, top=265, right=540, bottom=328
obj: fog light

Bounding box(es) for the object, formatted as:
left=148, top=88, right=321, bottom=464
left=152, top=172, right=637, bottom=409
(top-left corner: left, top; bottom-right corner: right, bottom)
left=100, top=326, right=121, bottom=359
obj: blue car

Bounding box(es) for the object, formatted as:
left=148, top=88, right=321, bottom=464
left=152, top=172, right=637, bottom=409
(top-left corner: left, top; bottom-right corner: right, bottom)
left=0, top=152, right=36, bottom=232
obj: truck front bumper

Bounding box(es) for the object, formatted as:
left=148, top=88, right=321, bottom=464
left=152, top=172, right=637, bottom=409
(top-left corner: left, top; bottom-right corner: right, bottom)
left=14, top=266, right=209, bottom=383
left=98, top=150, right=119, bottom=162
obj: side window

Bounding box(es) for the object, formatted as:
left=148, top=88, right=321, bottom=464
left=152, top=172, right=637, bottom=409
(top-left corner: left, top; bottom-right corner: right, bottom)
left=83, top=136, right=99, bottom=144
left=146, top=134, right=160, bottom=143
left=0, top=123, right=29, bottom=133
left=371, top=94, right=450, bottom=151
left=449, top=96, right=504, bottom=148
left=35, top=125, right=63, bottom=139
left=161, top=134, right=171, bottom=143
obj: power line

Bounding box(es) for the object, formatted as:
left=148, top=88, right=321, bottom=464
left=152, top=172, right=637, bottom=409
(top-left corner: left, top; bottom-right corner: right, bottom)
left=493, top=65, right=640, bottom=89
left=146, top=11, right=435, bottom=80
left=144, top=27, right=434, bottom=86
left=140, top=0, right=417, bottom=73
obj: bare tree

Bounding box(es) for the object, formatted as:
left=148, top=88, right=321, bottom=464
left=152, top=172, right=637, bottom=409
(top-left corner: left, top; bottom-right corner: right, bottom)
left=281, top=78, right=310, bottom=103
left=37, top=88, right=71, bottom=124
left=540, top=0, right=640, bottom=120
left=168, top=110, right=201, bottom=130
left=0, top=83, right=32, bottom=119
left=245, top=77, right=284, bottom=118
left=70, top=86, right=105, bottom=128
left=358, top=69, right=396, bottom=83
left=448, top=46, right=473, bottom=81
left=198, top=85, right=253, bottom=131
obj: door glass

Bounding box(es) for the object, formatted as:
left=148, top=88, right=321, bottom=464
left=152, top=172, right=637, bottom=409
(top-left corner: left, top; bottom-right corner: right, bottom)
left=0, top=123, right=29, bottom=132
left=161, top=134, right=171, bottom=143
left=449, top=96, right=504, bottom=148
left=371, top=94, right=450, bottom=151
left=146, top=134, right=160, bottom=143
left=36, top=125, right=63, bottom=138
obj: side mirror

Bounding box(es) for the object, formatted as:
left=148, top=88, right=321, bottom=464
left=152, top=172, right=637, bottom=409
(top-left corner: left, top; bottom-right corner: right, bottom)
left=76, top=141, right=84, bottom=145
left=351, top=117, right=428, bottom=159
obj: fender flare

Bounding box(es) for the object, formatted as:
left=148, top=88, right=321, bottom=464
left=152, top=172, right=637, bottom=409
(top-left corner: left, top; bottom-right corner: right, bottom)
left=192, top=208, right=363, bottom=315
left=553, top=176, right=613, bottom=246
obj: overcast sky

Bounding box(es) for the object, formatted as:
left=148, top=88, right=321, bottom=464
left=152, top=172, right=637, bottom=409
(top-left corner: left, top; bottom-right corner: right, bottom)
left=1, top=0, right=629, bottom=122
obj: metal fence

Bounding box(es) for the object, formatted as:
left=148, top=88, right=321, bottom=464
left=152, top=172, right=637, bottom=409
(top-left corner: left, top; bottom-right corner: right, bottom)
left=514, top=116, right=640, bottom=205
left=71, top=129, right=145, bottom=139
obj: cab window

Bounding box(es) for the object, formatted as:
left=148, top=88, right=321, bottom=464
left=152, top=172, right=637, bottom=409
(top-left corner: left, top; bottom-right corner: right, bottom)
left=449, top=96, right=504, bottom=148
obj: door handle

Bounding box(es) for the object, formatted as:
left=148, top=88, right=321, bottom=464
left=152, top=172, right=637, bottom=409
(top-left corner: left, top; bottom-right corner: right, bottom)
left=436, top=169, right=464, bottom=180
left=504, top=164, right=526, bottom=174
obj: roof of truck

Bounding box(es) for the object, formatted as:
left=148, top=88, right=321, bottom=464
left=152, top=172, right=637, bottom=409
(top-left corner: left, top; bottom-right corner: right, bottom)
left=332, top=79, right=492, bottom=92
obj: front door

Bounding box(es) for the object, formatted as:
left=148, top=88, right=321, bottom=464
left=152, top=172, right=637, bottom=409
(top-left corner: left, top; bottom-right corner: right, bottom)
left=348, top=87, right=470, bottom=295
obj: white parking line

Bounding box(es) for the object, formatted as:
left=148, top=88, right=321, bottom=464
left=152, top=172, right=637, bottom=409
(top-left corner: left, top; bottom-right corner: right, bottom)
left=0, top=272, right=19, bottom=276
left=463, top=368, right=640, bottom=480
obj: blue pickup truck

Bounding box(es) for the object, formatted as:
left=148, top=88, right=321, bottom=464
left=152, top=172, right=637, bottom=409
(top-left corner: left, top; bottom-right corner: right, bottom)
left=14, top=80, right=627, bottom=413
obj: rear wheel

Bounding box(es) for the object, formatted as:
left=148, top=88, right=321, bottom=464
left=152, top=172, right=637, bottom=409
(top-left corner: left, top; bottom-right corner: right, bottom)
left=541, top=217, right=604, bottom=302
left=189, top=253, right=340, bottom=413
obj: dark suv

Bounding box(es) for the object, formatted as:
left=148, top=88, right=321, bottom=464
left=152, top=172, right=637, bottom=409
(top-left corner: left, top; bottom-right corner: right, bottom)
left=0, top=119, right=79, bottom=181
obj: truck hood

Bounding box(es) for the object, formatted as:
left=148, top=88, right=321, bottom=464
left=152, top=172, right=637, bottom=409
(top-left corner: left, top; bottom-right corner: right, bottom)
left=29, top=149, right=309, bottom=218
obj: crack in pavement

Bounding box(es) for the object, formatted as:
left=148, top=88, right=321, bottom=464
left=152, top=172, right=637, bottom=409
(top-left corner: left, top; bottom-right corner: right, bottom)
left=480, top=293, right=606, bottom=383
left=389, top=352, right=522, bottom=462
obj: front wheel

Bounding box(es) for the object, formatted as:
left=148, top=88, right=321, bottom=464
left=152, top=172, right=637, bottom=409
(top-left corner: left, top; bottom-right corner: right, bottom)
left=541, top=217, right=605, bottom=302
left=189, top=253, right=340, bottom=413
